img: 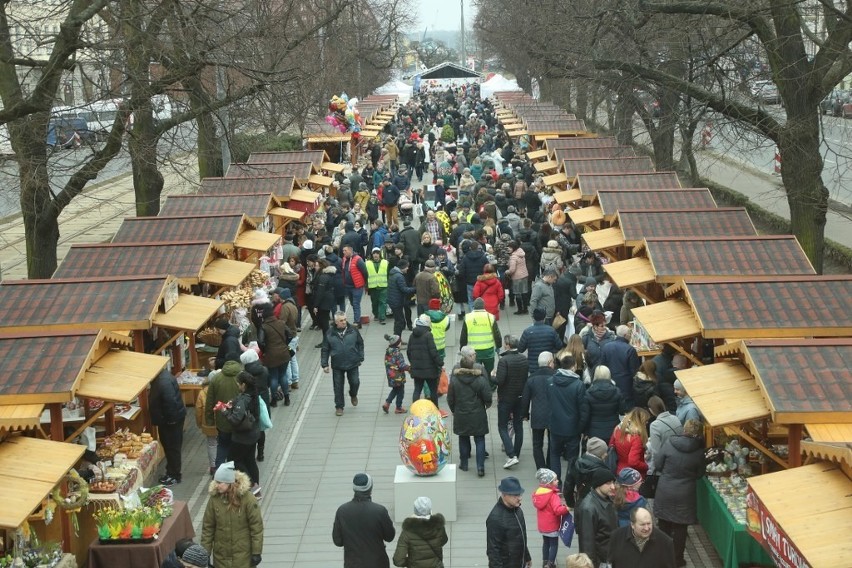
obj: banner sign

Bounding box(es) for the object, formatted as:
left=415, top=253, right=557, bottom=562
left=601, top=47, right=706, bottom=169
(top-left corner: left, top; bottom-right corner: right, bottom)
left=746, top=485, right=811, bottom=568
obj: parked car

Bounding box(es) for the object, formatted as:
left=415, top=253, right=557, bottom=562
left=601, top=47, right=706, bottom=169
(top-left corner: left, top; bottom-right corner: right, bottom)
left=820, top=89, right=847, bottom=116
left=752, top=81, right=781, bottom=104
left=842, top=98, right=852, bottom=119
left=46, top=116, right=92, bottom=148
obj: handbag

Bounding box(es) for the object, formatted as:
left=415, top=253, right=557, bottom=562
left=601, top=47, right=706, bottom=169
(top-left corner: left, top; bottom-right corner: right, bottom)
left=605, top=444, right=619, bottom=474
left=639, top=473, right=658, bottom=499
left=437, top=368, right=449, bottom=396
left=558, top=512, right=575, bottom=547
left=551, top=313, right=567, bottom=329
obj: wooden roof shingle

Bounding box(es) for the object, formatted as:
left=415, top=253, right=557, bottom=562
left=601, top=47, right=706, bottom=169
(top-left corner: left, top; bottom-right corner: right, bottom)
left=200, top=176, right=296, bottom=199
left=576, top=172, right=681, bottom=195
left=596, top=189, right=715, bottom=217
left=225, top=162, right=314, bottom=180
left=159, top=194, right=274, bottom=219
left=616, top=208, right=755, bottom=242
left=113, top=214, right=247, bottom=244
left=247, top=150, right=326, bottom=166
left=553, top=147, right=636, bottom=162
left=563, top=157, right=655, bottom=180
left=53, top=241, right=213, bottom=281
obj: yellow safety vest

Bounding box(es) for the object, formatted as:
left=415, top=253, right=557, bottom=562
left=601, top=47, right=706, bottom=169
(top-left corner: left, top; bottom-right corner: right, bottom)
left=366, top=259, right=389, bottom=288
left=430, top=314, right=450, bottom=351
left=465, top=311, right=495, bottom=351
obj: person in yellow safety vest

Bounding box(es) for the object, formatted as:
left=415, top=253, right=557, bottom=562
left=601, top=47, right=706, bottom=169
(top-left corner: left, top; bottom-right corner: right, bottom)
left=425, top=298, right=451, bottom=359
left=459, top=297, right=502, bottom=381
left=366, top=248, right=389, bottom=325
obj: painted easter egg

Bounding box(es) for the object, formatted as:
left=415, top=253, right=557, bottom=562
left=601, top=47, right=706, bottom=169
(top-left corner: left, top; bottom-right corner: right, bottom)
left=399, top=399, right=451, bottom=476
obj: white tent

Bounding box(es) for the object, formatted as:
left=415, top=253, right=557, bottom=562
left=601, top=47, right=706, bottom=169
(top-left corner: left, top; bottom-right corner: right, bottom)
left=480, top=74, right=522, bottom=100
left=374, top=80, right=412, bottom=103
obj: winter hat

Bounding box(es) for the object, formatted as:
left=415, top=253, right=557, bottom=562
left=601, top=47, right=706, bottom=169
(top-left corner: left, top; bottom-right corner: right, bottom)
left=214, top=319, right=230, bottom=330
left=428, top=298, right=442, bottom=310
left=415, top=314, right=432, bottom=328
left=424, top=260, right=436, bottom=269
left=413, top=496, right=432, bottom=516
left=385, top=333, right=402, bottom=347
left=359, top=182, right=368, bottom=190
left=497, top=476, right=525, bottom=495
left=507, top=205, right=516, bottom=213
left=585, top=276, right=598, bottom=286
left=353, top=473, right=373, bottom=493
left=214, top=462, right=236, bottom=484
left=586, top=437, right=608, bottom=459
left=617, top=467, right=642, bottom=488
left=673, top=379, right=684, bottom=391
left=181, top=545, right=210, bottom=568
left=532, top=307, right=546, bottom=321
left=590, top=467, right=616, bottom=489
left=253, top=288, right=269, bottom=302
left=342, top=178, right=351, bottom=185
left=473, top=297, right=486, bottom=310
left=240, top=350, right=259, bottom=365
left=279, top=288, right=292, bottom=300
left=535, top=468, right=558, bottom=486
left=547, top=240, right=558, bottom=248
left=273, top=287, right=287, bottom=298
left=302, top=239, right=314, bottom=250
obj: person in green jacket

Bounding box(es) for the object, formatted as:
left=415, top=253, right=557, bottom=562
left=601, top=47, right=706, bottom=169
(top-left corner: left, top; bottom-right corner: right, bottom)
left=204, top=355, right=243, bottom=468
left=202, top=462, right=264, bottom=568
left=393, top=497, right=448, bottom=568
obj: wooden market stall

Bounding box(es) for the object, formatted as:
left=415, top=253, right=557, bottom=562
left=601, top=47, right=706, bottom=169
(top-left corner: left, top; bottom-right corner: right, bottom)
left=111, top=214, right=281, bottom=263
left=158, top=193, right=288, bottom=234
left=225, top=161, right=333, bottom=191
left=509, top=119, right=587, bottom=150
left=303, top=120, right=357, bottom=165
left=559, top=188, right=717, bottom=225
left=556, top=171, right=683, bottom=205
left=581, top=208, right=756, bottom=261
left=543, top=136, right=618, bottom=159
left=200, top=175, right=297, bottom=200
left=603, top=235, right=816, bottom=304
left=247, top=149, right=345, bottom=175
left=546, top=158, right=658, bottom=192
left=535, top=146, right=637, bottom=174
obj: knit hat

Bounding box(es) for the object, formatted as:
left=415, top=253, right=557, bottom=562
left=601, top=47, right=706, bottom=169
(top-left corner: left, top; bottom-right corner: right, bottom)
left=385, top=333, right=402, bottom=347
left=473, top=297, right=485, bottom=310
left=279, top=288, right=292, bottom=300
left=372, top=247, right=382, bottom=254
left=353, top=473, right=373, bottom=493
left=428, top=298, right=442, bottom=310
left=547, top=240, right=558, bottom=248
left=273, top=287, right=286, bottom=298
left=673, top=379, right=684, bottom=391
left=585, top=276, right=597, bottom=286
left=586, top=437, right=608, bottom=459
left=415, top=314, right=432, bottom=328
left=240, top=350, right=259, bottom=365
left=424, top=260, right=436, bottom=269
left=617, top=467, right=642, bottom=488
left=535, top=468, right=558, bottom=485
left=532, top=307, right=546, bottom=321
left=253, top=288, right=269, bottom=302
left=214, top=319, right=230, bottom=330
left=413, top=496, right=432, bottom=516
left=214, top=462, right=236, bottom=484
left=590, top=467, right=616, bottom=489
left=181, top=545, right=209, bottom=568
left=497, top=476, right=525, bottom=495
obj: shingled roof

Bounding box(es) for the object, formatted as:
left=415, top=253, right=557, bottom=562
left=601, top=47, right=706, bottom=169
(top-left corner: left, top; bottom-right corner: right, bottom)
left=159, top=194, right=275, bottom=219
left=247, top=150, right=327, bottom=166
left=616, top=208, right=755, bottom=242
left=596, top=189, right=715, bottom=217
left=200, top=176, right=296, bottom=199
left=562, top=157, right=655, bottom=180
left=553, top=147, right=636, bottom=162
left=113, top=214, right=248, bottom=245
left=53, top=241, right=215, bottom=282
left=225, top=162, right=314, bottom=180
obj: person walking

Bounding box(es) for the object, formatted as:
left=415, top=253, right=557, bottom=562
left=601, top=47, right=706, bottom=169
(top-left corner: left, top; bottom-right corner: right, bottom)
left=260, top=305, right=292, bottom=407
left=392, top=497, right=448, bottom=568
left=341, top=245, right=368, bottom=328
left=366, top=247, right=390, bottom=325
left=224, top=372, right=263, bottom=497
left=598, top=325, right=642, bottom=409
left=576, top=468, right=618, bottom=568
left=311, top=259, right=338, bottom=346
left=424, top=298, right=451, bottom=359
left=413, top=260, right=441, bottom=316
left=205, top=353, right=242, bottom=468
left=486, top=477, right=532, bottom=568
left=149, top=369, right=187, bottom=487
left=333, top=473, right=396, bottom=568
left=547, top=353, right=586, bottom=482
left=563, top=437, right=611, bottom=508
left=518, top=308, right=564, bottom=373
left=495, top=334, right=528, bottom=469
left=447, top=346, right=493, bottom=477
left=522, top=351, right=556, bottom=470
left=387, top=259, right=416, bottom=339
left=529, top=270, right=558, bottom=324
left=240, top=349, right=269, bottom=462
left=459, top=297, right=502, bottom=380
left=201, top=462, right=264, bottom=568
left=609, top=507, right=676, bottom=568
left=609, top=408, right=651, bottom=477
left=531, top=468, right=570, bottom=568
left=581, top=365, right=627, bottom=443
left=321, top=312, right=365, bottom=416
left=407, top=314, right=444, bottom=407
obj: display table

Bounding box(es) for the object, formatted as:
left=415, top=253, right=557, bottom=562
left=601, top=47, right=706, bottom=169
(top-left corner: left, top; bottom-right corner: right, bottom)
left=696, top=477, right=775, bottom=568
left=87, top=501, right=194, bottom=568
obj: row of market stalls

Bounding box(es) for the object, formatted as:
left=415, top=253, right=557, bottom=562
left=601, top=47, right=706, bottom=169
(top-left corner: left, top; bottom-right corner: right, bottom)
left=492, top=89, right=852, bottom=568
left=0, top=89, right=396, bottom=565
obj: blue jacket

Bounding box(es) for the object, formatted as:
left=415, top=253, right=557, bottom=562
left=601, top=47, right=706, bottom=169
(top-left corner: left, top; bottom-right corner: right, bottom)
left=548, top=369, right=586, bottom=437
left=371, top=226, right=390, bottom=250
left=518, top=322, right=563, bottom=371
left=522, top=366, right=554, bottom=430
left=599, top=337, right=642, bottom=406
left=387, top=266, right=415, bottom=309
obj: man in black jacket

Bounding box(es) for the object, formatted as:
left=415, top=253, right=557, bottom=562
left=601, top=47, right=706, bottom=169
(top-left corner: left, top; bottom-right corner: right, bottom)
left=149, top=369, right=187, bottom=486
left=333, top=473, right=395, bottom=568
left=576, top=468, right=618, bottom=568
left=486, top=477, right=531, bottom=568
left=212, top=318, right=241, bottom=370
left=522, top=351, right=556, bottom=470
left=563, top=437, right=610, bottom=507
left=495, top=335, right=528, bottom=469
left=609, top=507, right=676, bottom=568
left=321, top=312, right=365, bottom=416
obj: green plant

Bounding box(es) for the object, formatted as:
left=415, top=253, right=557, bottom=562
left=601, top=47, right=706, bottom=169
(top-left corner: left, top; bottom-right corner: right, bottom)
left=230, top=132, right=302, bottom=163
left=440, top=124, right=455, bottom=142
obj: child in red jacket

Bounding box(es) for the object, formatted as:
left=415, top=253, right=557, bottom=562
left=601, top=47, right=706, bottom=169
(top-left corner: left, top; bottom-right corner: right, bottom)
left=531, top=468, right=570, bottom=568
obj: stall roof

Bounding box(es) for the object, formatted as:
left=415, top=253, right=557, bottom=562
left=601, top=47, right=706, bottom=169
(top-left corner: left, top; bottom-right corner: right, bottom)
left=545, top=136, right=618, bottom=158
left=806, top=424, right=852, bottom=444
left=233, top=229, right=282, bottom=252
left=562, top=157, right=655, bottom=181
left=113, top=214, right=251, bottom=247
left=200, top=176, right=297, bottom=200
left=267, top=207, right=307, bottom=222
left=0, top=404, right=44, bottom=433
left=675, top=361, right=770, bottom=427
left=77, top=349, right=167, bottom=403
left=802, top=440, right=852, bottom=469
left=714, top=339, right=852, bottom=424
left=159, top=193, right=277, bottom=220
left=0, top=436, right=85, bottom=529
left=630, top=299, right=702, bottom=343
left=225, top=161, right=316, bottom=180
left=554, top=146, right=636, bottom=163
left=574, top=171, right=681, bottom=196
left=151, top=293, right=224, bottom=332
left=595, top=188, right=716, bottom=220
left=747, top=463, right=852, bottom=568
left=247, top=150, right=332, bottom=170
left=525, top=149, right=549, bottom=161
left=524, top=119, right=587, bottom=135
left=418, top=61, right=483, bottom=79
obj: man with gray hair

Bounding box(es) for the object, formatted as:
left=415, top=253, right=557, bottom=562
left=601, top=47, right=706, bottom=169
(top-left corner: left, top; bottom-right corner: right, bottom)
left=529, top=270, right=558, bottom=324
left=495, top=335, right=529, bottom=469
left=321, top=311, right=365, bottom=416
left=333, top=472, right=395, bottom=568
left=599, top=324, right=641, bottom=409
left=522, top=351, right=557, bottom=470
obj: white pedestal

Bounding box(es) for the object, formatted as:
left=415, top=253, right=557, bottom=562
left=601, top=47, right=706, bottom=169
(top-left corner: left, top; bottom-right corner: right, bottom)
left=393, top=465, right=457, bottom=522
left=445, top=314, right=457, bottom=347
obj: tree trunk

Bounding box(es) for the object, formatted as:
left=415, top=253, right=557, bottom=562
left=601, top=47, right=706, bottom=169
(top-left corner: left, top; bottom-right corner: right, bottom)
left=575, top=81, right=588, bottom=122
left=129, top=105, right=164, bottom=216
left=613, top=86, right=633, bottom=145
left=679, top=118, right=700, bottom=185
left=185, top=78, right=223, bottom=179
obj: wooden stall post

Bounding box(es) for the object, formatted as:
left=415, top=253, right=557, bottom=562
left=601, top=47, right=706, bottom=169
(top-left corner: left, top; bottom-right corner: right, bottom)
left=49, top=403, right=65, bottom=442
left=787, top=424, right=803, bottom=468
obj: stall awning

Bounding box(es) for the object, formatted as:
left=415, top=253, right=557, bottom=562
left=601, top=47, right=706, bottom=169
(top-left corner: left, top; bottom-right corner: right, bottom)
left=77, top=350, right=167, bottom=402
left=306, top=134, right=351, bottom=143
left=308, top=174, right=333, bottom=188
left=554, top=189, right=583, bottom=205
left=322, top=161, right=345, bottom=173
left=603, top=257, right=655, bottom=287
left=535, top=160, right=558, bottom=173
left=676, top=361, right=770, bottom=426
left=802, top=440, right=852, bottom=468
left=526, top=149, right=549, bottom=161
left=582, top=227, right=625, bottom=252
left=747, top=463, right=852, bottom=568
left=631, top=300, right=702, bottom=343
left=289, top=189, right=322, bottom=203
left=568, top=206, right=603, bottom=226
left=806, top=424, right=852, bottom=444
left=269, top=207, right=307, bottom=221
left=543, top=172, right=568, bottom=188
left=234, top=230, right=280, bottom=252
left=200, top=258, right=254, bottom=287
left=0, top=436, right=85, bottom=529
left=0, top=404, right=44, bottom=433
left=152, top=294, right=224, bottom=331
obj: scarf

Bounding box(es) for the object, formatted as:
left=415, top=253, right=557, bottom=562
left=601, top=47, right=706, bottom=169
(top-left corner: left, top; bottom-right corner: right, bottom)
left=633, top=530, right=650, bottom=552
left=593, top=326, right=607, bottom=341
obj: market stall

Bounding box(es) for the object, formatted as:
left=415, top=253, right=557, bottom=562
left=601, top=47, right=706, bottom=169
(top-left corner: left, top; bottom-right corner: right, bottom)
left=543, top=136, right=618, bottom=159
left=515, top=119, right=588, bottom=150
left=560, top=188, right=717, bottom=225
left=536, top=146, right=638, bottom=174
left=200, top=175, right=297, bottom=200
left=557, top=171, right=683, bottom=206
left=225, top=161, right=334, bottom=191
left=158, top=193, right=285, bottom=234
left=247, top=149, right=345, bottom=175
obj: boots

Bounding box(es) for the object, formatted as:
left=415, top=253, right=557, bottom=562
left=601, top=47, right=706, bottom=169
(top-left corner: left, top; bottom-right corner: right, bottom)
left=256, top=438, right=265, bottom=462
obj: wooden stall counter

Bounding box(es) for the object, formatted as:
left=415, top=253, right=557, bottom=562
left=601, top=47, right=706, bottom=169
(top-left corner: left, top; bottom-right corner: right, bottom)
left=87, top=501, right=194, bottom=568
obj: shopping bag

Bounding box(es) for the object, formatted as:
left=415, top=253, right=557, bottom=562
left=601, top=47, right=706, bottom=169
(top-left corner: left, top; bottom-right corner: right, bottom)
left=559, top=512, right=575, bottom=547
left=551, top=313, right=567, bottom=329
left=437, top=368, right=449, bottom=396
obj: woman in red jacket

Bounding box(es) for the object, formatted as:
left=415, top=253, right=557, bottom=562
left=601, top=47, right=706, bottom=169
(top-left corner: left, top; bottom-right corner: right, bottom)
left=472, top=263, right=505, bottom=320
left=609, top=407, right=651, bottom=477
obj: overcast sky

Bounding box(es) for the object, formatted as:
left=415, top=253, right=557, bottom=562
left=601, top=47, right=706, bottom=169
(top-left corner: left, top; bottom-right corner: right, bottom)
left=411, top=0, right=477, bottom=33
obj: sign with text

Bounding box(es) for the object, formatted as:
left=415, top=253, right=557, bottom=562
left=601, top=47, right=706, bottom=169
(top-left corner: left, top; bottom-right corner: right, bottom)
left=746, top=485, right=810, bottom=568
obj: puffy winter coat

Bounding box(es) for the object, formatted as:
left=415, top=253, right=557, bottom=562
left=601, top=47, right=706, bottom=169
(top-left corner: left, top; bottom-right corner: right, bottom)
left=458, top=248, right=488, bottom=287
left=539, top=246, right=564, bottom=274
left=495, top=350, right=528, bottom=401
left=506, top=248, right=528, bottom=282
left=201, top=471, right=264, bottom=568
left=486, top=499, right=531, bottom=568
left=313, top=266, right=339, bottom=312
left=609, top=427, right=648, bottom=477
left=522, top=366, right=554, bottom=430
left=387, top=266, right=415, bottom=309
left=447, top=365, right=492, bottom=436
left=654, top=434, right=705, bottom=525
left=333, top=494, right=396, bottom=568
left=406, top=327, right=443, bottom=380
left=648, top=412, right=683, bottom=471
left=205, top=361, right=242, bottom=433
left=261, top=315, right=291, bottom=368
left=243, top=360, right=270, bottom=405
left=518, top=322, right=563, bottom=371
left=214, top=326, right=242, bottom=370
left=532, top=486, right=569, bottom=533
left=472, top=273, right=505, bottom=320
left=583, top=329, right=615, bottom=375
left=148, top=369, right=186, bottom=426
left=392, top=514, right=448, bottom=568
left=321, top=324, right=365, bottom=370
left=581, top=380, right=626, bottom=441
left=548, top=369, right=586, bottom=437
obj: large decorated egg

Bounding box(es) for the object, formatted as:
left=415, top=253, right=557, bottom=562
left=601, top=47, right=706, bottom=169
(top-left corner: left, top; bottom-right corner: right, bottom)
left=399, top=400, right=451, bottom=476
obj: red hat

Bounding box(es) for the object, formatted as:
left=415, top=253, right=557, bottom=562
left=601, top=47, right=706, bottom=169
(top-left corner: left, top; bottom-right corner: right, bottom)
left=428, top=298, right=441, bottom=310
